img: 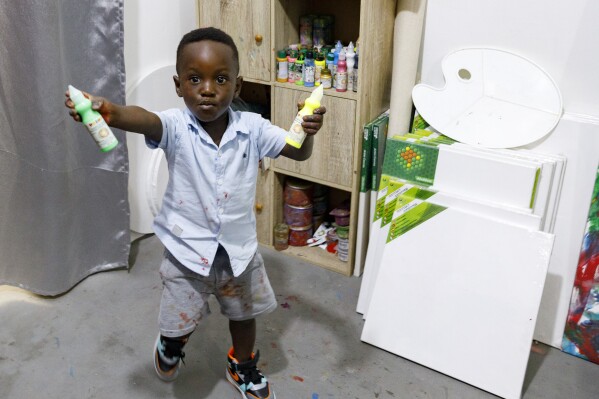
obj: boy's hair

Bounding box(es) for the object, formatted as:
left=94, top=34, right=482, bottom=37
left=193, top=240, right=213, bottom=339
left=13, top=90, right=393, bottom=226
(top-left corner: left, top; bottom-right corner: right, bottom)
left=176, top=27, right=240, bottom=74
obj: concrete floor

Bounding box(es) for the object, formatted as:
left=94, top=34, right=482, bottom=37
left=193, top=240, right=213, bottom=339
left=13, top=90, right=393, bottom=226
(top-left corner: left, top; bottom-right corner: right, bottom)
left=1, top=234, right=598, bottom=399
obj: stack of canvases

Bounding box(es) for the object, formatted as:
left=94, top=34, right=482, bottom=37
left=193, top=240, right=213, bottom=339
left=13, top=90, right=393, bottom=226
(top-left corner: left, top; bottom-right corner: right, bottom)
left=356, top=131, right=566, bottom=399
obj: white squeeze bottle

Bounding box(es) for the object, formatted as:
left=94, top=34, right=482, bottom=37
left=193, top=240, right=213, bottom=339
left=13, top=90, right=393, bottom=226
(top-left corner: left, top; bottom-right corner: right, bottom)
left=346, top=42, right=356, bottom=92
left=285, top=85, right=324, bottom=149
left=68, top=85, right=118, bottom=152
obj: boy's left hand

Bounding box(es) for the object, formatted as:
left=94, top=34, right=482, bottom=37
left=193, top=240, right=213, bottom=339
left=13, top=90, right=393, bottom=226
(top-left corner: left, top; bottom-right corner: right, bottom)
left=298, top=102, right=327, bottom=136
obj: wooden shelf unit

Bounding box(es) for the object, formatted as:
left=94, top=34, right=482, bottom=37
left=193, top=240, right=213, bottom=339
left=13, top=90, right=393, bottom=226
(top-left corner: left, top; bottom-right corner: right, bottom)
left=199, top=0, right=395, bottom=275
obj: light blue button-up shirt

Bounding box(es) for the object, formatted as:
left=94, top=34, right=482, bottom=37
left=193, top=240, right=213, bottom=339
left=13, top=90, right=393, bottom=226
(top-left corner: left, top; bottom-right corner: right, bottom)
left=146, top=107, right=286, bottom=276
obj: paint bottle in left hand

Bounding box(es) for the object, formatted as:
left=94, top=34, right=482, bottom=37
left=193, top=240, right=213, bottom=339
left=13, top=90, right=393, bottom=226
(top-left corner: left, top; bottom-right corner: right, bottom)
left=68, top=85, right=118, bottom=152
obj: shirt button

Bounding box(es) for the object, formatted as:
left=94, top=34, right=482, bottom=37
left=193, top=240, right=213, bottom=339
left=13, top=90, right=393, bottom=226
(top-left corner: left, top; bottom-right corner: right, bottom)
left=218, top=207, right=224, bottom=215
left=217, top=178, right=223, bottom=185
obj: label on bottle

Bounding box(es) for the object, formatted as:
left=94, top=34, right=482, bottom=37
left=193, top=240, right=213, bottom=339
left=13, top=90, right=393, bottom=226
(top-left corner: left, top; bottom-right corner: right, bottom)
left=321, top=75, right=332, bottom=89
left=315, top=65, right=322, bottom=85
left=288, top=62, right=296, bottom=83
left=295, top=64, right=304, bottom=84
left=304, top=66, right=315, bottom=84
left=286, top=113, right=307, bottom=147
left=277, top=60, right=288, bottom=82
left=348, top=73, right=354, bottom=92
left=353, top=69, right=358, bottom=92
left=336, top=71, right=347, bottom=91
left=87, top=115, right=118, bottom=151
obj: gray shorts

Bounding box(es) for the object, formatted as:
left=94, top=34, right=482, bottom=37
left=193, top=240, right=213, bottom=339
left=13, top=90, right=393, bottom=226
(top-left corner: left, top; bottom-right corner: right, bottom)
left=158, top=245, right=277, bottom=338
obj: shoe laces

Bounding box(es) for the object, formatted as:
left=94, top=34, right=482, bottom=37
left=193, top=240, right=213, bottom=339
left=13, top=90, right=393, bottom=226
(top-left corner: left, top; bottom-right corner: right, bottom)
left=237, top=351, right=265, bottom=386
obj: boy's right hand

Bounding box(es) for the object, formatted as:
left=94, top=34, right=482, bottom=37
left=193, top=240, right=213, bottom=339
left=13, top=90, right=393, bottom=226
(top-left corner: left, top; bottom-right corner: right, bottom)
left=64, top=90, right=113, bottom=124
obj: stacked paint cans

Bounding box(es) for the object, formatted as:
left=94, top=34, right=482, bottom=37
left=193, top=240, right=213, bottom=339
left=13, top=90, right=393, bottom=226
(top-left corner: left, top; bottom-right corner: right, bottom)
left=330, top=204, right=350, bottom=262
left=284, top=178, right=314, bottom=246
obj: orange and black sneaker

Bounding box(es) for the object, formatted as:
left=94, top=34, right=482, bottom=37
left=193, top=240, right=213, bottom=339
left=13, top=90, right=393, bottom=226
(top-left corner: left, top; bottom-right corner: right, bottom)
left=226, top=347, right=275, bottom=399
left=153, top=334, right=186, bottom=382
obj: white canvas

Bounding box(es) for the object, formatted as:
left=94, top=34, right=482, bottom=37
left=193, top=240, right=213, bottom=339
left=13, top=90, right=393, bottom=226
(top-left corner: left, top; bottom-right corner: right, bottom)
left=433, top=146, right=541, bottom=211
left=362, top=208, right=554, bottom=399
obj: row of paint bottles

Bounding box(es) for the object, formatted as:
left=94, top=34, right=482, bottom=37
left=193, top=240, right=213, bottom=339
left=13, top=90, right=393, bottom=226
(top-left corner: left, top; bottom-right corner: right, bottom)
left=277, top=41, right=358, bottom=92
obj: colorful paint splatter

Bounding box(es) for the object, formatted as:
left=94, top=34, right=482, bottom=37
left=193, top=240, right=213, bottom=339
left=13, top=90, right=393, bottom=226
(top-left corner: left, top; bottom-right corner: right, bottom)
left=562, top=166, right=599, bottom=363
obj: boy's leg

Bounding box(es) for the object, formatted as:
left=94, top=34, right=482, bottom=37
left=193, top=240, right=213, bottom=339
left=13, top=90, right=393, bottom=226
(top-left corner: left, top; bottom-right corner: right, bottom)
left=154, top=333, right=191, bottom=381
left=155, top=249, right=213, bottom=381
left=229, top=318, right=256, bottom=361
left=215, top=248, right=277, bottom=398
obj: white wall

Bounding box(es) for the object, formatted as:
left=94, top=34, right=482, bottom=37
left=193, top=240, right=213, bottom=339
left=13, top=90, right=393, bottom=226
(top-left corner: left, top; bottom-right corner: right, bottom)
left=417, top=0, right=599, bottom=349
left=124, top=0, right=198, bottom=93
left=420, top=0, right=599, bottom=117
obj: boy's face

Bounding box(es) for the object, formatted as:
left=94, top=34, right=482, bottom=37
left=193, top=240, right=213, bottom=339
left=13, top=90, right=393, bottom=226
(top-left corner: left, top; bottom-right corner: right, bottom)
left=174, top=40, right=242, bottom=125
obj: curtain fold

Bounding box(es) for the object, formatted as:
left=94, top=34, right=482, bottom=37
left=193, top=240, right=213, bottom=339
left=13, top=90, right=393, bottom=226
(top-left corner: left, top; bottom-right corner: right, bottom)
left=0, top=0, right=129, bottom=296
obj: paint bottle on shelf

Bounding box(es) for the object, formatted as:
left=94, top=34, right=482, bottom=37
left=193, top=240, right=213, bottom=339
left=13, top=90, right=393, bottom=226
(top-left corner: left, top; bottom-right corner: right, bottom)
left=276, top=50, right=288, bottom=82
left=68, top=85, right=118, bottom=152
left=286, top=85, right=324, bottom=149
left=336, top=50, right=347, bottom=92
left=346, top=42, right=355, bottom=92
left=287, top=49, right=297, bottom=83
left=325, top=50, right=335, bottom=80
left=314, top=51, right=325, bottom=86
left=320, top=66, right=332, bottom=89
left=304, top=51, right=315, bottom=87
left=294, top=50, right=305, bottom=86
left=332, top=41, right=342, bottom=89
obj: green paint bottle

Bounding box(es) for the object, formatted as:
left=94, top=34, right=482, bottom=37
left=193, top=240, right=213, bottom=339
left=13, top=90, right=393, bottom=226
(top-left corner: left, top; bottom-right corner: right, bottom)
left=68, top=85, right=118, bottom=152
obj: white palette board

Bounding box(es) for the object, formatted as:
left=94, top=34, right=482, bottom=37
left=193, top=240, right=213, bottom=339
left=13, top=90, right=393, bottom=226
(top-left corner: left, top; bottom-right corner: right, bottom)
left=357, top=182, right=543, bottom=318
left=362, top=208, right=554, bottom=399
left=412, top=48, right=562, bottom=148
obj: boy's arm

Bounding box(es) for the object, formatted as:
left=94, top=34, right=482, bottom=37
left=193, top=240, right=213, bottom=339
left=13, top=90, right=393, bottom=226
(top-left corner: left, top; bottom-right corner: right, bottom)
left=65, top=90, right=163, bottom=142
left=279, top=106, right=326, bottom=161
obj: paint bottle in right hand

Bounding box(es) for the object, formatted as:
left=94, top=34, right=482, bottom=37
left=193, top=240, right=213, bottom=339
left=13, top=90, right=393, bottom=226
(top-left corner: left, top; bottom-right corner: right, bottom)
left=285, top=85, right=324, bottom=149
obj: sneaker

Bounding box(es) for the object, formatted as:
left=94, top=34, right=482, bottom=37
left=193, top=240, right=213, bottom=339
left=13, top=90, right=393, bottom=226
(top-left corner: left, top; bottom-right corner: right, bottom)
left=153, top=334, right=185, bottom=382
left=226, top=347, right=275, bottom=399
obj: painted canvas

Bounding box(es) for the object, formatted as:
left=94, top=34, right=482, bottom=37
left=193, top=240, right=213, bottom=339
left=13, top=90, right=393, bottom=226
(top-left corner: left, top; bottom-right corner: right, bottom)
left=562, top=166, right=599, bottom=363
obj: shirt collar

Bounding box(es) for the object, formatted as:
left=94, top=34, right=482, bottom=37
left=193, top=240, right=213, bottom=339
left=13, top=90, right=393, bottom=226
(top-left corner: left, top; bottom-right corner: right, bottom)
left=184, top=107, right=250, bottom=141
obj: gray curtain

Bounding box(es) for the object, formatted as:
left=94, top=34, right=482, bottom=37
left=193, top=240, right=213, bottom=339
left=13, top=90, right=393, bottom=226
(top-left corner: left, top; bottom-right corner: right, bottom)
left=0, top=0, right=129, bottom=296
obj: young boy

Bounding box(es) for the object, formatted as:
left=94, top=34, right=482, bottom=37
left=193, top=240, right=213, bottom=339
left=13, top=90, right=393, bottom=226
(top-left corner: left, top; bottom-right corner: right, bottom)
left=65, top=27, right=326, bottom=399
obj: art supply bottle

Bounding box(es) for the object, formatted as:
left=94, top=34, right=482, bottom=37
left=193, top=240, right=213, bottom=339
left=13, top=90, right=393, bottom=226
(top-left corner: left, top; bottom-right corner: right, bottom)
left=336, top=50, right=347, bottom=92
left=287, top=50, right=297, bottom=83
left=320, top=66, right=332, bottom=89
left=314, top=51, right=326, bottom=86
left=353, top=53, right=359, bottom=93
left=294, top=50, right=305, bottom=86
left=304, top=51, right=315, bottom=87
left=346, top=42, right=355, bottom=92
left=325, top=50, right=335, bottom=79
left=276, top=50, right=288, bottom=82
left=286, top=85, right=324, bottom=148
left=68, top=85, right=118, bottom=152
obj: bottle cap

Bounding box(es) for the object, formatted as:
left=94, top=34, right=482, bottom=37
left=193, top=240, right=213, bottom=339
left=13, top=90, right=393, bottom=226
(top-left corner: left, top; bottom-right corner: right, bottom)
left=308, top=84, right=324, bottom=104
left=68, top=85, right=86, bottom=105
left=339, top=50, right=346, bottom=61
left=278, top=50, right=286, bottom=58
left=307, top=51, right=313, bottom=59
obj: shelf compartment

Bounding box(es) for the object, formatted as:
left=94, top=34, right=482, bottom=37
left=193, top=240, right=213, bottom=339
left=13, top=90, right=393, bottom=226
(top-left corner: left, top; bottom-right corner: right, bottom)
left=273, top=172, right=353, bottom=275
left=272, top=86, right=357, bottom=189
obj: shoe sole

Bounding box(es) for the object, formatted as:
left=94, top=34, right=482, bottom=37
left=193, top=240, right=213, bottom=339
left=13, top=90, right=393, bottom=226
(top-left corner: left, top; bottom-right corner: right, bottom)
left=225, top=367, right=276, bottom=399
left=153, top=334, right=180, bottom=382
